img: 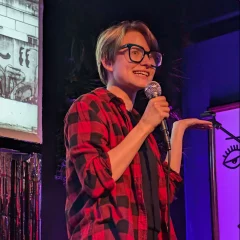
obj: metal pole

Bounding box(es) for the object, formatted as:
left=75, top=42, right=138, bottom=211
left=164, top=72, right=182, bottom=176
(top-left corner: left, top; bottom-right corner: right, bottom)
left=208, top=128, right=219, bottom=240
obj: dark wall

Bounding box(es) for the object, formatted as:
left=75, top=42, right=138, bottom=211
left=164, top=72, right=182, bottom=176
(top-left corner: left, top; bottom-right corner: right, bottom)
left=41, top=2, right=68, bottom=240
left=182, top=30, right=240, bottom=240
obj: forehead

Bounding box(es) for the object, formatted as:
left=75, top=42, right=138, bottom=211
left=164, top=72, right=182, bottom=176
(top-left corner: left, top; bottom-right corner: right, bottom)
left=121, top=31, right=150, bottom=51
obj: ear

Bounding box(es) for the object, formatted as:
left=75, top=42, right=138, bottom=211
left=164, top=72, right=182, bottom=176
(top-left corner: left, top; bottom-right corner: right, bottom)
left=101, top=58, right=113, bottom=72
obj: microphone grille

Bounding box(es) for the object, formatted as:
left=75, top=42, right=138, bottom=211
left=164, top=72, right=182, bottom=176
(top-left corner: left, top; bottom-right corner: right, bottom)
left=144, top=81, right=162, bottom=99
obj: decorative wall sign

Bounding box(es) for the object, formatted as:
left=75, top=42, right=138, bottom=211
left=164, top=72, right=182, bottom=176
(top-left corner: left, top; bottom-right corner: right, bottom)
left=0, top=0, right=43, bottom=143
left=211, top=103, right=240, bottom=240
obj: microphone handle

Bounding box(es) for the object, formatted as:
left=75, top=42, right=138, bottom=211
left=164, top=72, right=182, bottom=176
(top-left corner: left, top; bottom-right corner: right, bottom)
left=160, top=120, right=171, bottom=151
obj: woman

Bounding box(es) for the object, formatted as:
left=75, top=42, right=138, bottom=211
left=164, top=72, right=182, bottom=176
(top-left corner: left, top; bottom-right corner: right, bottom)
left=64, top=20, right=212, bottom=240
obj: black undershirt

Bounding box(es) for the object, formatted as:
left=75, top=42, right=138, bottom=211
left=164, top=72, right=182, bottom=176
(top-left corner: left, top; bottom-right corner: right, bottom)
left=127, top=111, right=160, bottom=239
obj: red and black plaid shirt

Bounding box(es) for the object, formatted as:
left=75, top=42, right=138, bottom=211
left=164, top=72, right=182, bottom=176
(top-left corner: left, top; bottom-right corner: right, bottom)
left=64, top=88, right=182, bottom=240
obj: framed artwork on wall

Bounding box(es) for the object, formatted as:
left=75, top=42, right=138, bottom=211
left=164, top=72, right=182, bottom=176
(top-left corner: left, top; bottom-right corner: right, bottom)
left=0, top=0, right=43, bottom=143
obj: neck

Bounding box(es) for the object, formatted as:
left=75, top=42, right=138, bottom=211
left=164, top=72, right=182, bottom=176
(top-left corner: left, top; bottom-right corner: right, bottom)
left=106, top=84, right=137, bottom=111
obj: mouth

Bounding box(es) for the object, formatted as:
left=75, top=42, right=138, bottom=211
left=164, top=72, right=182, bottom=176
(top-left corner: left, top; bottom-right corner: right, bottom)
left=133, top=70, right=150, bottom=77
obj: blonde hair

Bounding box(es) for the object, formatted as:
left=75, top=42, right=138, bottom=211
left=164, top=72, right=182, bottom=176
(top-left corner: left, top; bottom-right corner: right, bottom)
left=95, top=20, right=159, bottom=85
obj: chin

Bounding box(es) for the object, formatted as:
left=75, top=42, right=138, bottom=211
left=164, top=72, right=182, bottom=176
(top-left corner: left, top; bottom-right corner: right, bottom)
left=125, top=77, right=152, bottom=91
left=137, top=79, right=151, bottom=88
left=130, top=82, right=149, bottom=91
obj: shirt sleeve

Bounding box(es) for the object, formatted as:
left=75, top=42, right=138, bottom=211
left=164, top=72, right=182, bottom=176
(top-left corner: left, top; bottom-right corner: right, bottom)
left=64, top=99, right=115, bottom=199
left=162, top=161, right=183, bottom=202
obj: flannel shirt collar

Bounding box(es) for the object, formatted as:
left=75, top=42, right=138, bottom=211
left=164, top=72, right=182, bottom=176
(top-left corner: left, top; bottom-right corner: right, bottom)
left=91, top=87, right=141, bottom=119
left=91, top=87, right=124, bottom=104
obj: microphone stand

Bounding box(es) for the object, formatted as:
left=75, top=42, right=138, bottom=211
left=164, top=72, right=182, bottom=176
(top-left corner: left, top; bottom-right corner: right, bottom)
left=201, top=111, right=240, bottom=143
left=200, top=110, right=240, bottom=240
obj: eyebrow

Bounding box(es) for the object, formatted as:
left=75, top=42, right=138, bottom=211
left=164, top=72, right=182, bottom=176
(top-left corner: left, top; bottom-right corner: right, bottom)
left=119, top=43, right=152, bottom=52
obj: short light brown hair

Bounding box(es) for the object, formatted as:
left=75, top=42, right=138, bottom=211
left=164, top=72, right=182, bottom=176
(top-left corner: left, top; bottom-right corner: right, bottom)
left=95, top=20, right=159, bottom=85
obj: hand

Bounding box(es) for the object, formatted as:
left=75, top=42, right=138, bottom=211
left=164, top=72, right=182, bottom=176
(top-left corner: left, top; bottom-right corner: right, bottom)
left=173, top=118, right=213, bottom=131
left=139, top=96, right=170, bottom=133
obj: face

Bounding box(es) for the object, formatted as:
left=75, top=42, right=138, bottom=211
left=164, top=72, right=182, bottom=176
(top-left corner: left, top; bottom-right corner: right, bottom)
left=104, top=31, right=157, bottom=91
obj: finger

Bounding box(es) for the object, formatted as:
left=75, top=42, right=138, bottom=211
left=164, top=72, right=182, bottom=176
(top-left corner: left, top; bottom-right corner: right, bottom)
left=153, top=101, right=169, bottom=107
left=159, top=112, right=170, bottom=119
left=156, top=106, right=170, bottom=113
left=198, top=122, right=213, bottom=128
left=198, top=120, right=212, bottom=124
left=151, top=96, right=166, bottom=101
left=163, top=112, right=170, bottom=119
left=151, top=97, right=168, bottom=104
left=191, top=124, right=213, bottom=129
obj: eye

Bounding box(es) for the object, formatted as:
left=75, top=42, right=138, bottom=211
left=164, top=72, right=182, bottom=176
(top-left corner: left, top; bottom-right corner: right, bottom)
left=223, top=144, right=240, bottom=169
left=130, top=47, right=142, bottom=55
left=131, top=50, right=139, bottom=55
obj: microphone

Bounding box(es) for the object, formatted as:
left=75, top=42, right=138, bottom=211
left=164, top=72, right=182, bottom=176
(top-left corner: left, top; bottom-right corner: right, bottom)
left=144, top=81, right=171, bottom=150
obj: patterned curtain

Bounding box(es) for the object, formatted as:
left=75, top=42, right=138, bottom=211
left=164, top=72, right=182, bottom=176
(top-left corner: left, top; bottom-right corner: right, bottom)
left=0, top=149, right=42, bottom=240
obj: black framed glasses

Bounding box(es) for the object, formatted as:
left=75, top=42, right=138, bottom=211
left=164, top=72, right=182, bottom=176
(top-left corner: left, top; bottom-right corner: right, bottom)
left=119, top=43, right=163, bottom=68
